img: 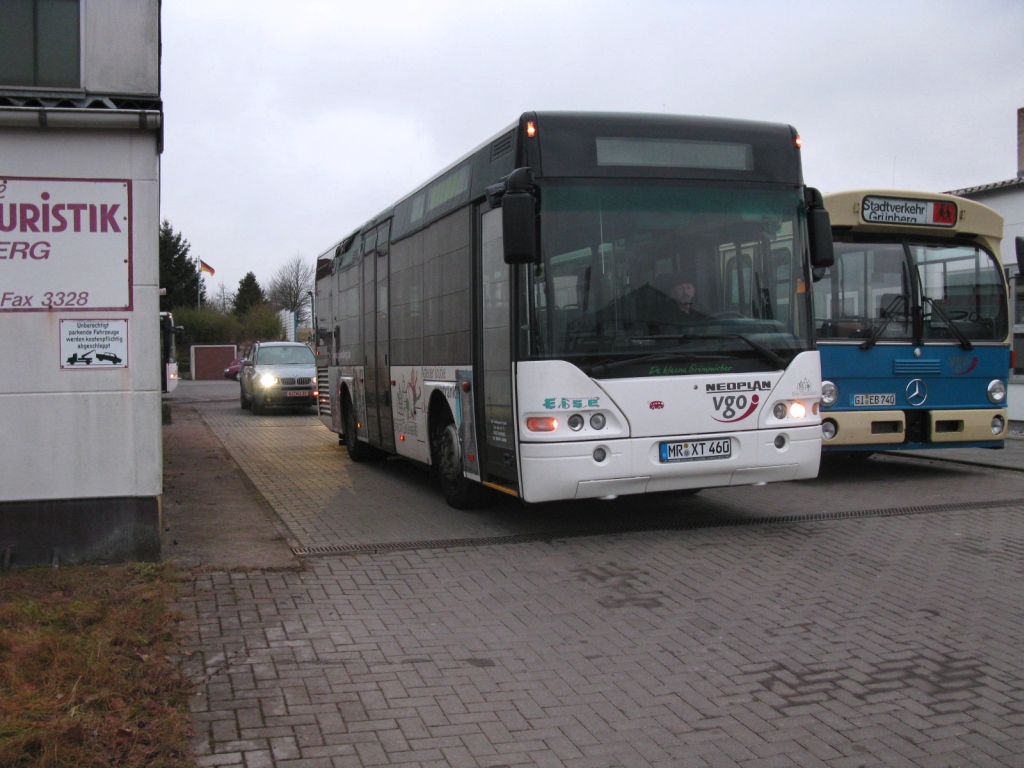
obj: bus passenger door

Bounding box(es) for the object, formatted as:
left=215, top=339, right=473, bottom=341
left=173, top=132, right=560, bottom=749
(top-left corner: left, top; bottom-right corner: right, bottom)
left=361, top=229, right=380, bottom=445
left=375, top=221, right=395, bottom=452
left=477, top=207, right=518, bottom=487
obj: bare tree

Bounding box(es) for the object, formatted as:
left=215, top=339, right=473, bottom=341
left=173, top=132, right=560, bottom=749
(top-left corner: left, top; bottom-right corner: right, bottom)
left=267, top=253, right=316, bottom=325
left=212, top=281, right=235, bottom=313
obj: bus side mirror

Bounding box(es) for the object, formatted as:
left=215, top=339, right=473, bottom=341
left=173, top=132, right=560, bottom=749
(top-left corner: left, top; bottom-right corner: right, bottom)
left=1015, top=235, right=1024, bottom=274
left=502, top=167, right=539, bottom=265
left=805, top=187, right=834, bottom=270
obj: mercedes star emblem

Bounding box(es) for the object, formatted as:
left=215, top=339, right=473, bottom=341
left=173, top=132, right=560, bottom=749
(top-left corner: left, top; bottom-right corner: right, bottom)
left=905, top=378, right=928, bottom=406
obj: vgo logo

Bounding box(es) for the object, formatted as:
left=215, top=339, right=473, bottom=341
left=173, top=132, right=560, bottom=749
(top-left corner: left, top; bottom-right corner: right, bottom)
left=705, top=380, right=769, bottom=423
left=711, top=393, right=760, bottom=422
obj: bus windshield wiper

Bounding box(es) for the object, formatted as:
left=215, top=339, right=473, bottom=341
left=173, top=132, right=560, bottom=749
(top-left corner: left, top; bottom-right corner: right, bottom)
left=922, top=295, right=974, bottom=351
left=588, top=348, right=699, bottom=377
left=694, top=333, right=790, bottom=370
left=860, top=293, right=907, bottom=350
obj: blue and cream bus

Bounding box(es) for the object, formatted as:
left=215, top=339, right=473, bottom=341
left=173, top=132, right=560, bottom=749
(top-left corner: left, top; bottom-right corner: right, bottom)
left=814, top=190, right=1013, bottom=454
left=315, top=112, right=835, bottom=507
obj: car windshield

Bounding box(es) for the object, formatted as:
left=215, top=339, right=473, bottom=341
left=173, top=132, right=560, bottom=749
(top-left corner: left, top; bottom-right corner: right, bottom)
left=528, top=180, right=813, bottom=377
left=814, top=240, right=1007, bottom=343
left=258, top=346, right=314, bottom=365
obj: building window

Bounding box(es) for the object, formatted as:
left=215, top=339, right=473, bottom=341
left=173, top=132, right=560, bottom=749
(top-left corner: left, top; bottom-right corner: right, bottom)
left=0, top=0, right=81, bottom=89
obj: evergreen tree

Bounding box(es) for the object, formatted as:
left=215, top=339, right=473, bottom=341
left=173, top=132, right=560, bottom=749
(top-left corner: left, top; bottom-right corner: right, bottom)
left=159, top=219, right=206, bottom=311
left=234, top=272, right=266, bottom=316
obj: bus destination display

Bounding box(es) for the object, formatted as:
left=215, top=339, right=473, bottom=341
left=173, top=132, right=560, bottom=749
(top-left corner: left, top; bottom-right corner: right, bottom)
left=861, top=196, right=957, bottom=228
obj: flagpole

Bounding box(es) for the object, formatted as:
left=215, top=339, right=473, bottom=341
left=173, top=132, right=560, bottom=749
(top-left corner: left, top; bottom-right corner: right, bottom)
left=197, top=254, right=201, bottom=310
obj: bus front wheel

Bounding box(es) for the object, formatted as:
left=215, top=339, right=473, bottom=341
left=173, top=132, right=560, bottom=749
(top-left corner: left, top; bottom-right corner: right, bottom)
left=432, top=417, right=490, bottom=510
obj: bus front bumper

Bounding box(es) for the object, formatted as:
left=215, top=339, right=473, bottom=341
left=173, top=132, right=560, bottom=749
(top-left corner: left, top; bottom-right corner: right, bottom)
left=820, top=407, right=1008, bottom=450
left=518, top=426, right=821, bottom=503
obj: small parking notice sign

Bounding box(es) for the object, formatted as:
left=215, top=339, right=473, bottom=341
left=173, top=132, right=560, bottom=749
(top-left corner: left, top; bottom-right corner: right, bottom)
left=60, top=319, right=128, bottom=369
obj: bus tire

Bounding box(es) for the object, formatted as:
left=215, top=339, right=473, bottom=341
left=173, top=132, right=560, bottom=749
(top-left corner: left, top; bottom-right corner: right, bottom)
left=431, top=414, right=490, bottom=510
left=240, top=387, right=251, bottom=410
left=343, top=391, right=374, bottom=462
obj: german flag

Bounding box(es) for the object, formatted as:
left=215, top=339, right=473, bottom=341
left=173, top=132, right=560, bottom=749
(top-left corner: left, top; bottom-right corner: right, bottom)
left=200, top=260, right=215, bottom=276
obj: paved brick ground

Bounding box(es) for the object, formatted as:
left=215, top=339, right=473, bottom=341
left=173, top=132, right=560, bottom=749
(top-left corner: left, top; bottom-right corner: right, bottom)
left=195, top=397, right=1022, bottom=551
left=179, top=506, right=1024, bottom=767
left=169, top=383, right=1024, bottom=767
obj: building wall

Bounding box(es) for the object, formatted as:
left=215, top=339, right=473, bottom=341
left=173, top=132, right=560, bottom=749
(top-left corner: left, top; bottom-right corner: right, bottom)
left=0, top=129, right=161, bottom=541
left=0, top=0, right=162, bottom=565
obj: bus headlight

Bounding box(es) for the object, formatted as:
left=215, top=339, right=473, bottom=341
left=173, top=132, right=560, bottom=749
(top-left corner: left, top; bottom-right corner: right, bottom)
left=991, top=415, right=1005, bottom=435
left=590, top=413, right=606, bottom=430
left=822, top=419, right=838, bottom=440
left=987, top=379, right=1006, bottom=404
left=568, top=414, right=584, bottom=431
left=821, top=381, right=838, bottom=406
left=259, top=374, right=279, bottom=388
left=773, top=401, right=807, bottom=419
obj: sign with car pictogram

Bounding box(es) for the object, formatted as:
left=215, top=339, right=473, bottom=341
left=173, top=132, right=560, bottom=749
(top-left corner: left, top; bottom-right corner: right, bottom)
left=60, top=319, right=128, bottom=369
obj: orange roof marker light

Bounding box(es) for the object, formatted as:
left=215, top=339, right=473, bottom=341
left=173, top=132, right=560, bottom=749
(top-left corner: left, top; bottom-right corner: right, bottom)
left=794, top=134, right=802, bottom=148
left=526, top=121, right=537, bottom=138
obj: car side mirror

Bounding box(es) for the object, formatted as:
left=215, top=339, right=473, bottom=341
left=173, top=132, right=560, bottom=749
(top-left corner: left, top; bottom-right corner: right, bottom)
left=804, top=187, right=834, bottom=270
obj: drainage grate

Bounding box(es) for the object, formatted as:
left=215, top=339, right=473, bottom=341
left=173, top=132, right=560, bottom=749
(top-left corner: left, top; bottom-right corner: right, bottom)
left=291, top=498, right=1020, bottom=557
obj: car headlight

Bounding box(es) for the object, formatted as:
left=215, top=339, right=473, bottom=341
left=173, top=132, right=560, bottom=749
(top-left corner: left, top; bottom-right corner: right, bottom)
left=259, top=373, right=279, bottom=388
left=821, top=380, right=838, bottom=407
left=987, top=379, right=1006, bottom=404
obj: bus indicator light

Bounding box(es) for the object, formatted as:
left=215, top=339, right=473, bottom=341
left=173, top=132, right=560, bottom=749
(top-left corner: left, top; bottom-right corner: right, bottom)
left=526, top=121, right=537, bottom=138
left=794, top=134, right=802, bottom=148
left=526, top=417, right=557, bottom=432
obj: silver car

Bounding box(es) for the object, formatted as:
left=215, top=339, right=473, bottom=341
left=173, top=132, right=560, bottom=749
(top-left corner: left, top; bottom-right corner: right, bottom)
left=239, top=341, right=318, bottom=414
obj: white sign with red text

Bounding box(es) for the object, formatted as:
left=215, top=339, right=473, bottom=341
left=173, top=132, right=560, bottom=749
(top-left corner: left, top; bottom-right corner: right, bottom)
left=60, top=319, right=129, bottom=369
left=0, top=177, right=131, bottom=311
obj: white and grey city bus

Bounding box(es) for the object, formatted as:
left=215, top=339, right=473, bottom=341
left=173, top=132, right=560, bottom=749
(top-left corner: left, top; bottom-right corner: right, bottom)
left=315, top=112, right=834, bottom=507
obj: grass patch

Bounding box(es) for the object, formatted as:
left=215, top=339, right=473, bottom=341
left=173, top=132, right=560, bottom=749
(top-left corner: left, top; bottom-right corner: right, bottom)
left=0, top=562, right=196, bottom=767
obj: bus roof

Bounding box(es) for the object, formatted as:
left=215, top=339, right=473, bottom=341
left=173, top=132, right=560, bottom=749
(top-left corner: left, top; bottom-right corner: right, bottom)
left=823, top=189, right=1003, bottom=244
left=325, top=112, right=808, bottom=258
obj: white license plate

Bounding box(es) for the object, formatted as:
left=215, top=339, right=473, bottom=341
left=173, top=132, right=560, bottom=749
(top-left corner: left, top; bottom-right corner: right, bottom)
left=853, top=393, right=896, bottom=406
left=660, top=438, right=731, bottom=463
left=286, top=390, right=310, bottom=397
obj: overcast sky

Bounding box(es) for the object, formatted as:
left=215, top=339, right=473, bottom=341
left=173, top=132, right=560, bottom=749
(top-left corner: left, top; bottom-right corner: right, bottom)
left=160, top=0, right=1024, bottom=296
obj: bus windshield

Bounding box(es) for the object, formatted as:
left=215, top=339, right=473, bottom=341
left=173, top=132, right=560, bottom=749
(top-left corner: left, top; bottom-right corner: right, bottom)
left=529, top=181, right=812, bottom=376
left=913, top=243, right=1008, bottom=342
left=814, top=240, right=1007, bottom=343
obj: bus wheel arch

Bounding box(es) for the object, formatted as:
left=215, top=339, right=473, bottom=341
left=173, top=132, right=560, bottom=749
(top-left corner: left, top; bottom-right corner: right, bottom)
left=428, top=393, right=490, bottom=509
left=341, top=385, right=374, bottom=462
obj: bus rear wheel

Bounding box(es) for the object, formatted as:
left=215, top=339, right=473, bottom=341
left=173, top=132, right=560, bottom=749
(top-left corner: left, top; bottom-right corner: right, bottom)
left=432, top=417, right=490, bottom=510
left=343, top=391, right=374, bottom=462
